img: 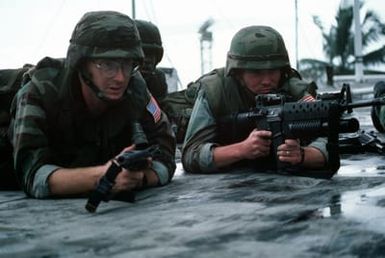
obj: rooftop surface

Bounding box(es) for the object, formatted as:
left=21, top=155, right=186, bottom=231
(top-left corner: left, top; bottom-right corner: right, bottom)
left=1, top=97, right=385, bottom=257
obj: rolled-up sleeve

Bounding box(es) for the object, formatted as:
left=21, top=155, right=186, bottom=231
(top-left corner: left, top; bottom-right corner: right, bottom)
left=31, top=165, right=61, bottom=198
left=11, top=83, right=55, bottom=198
left=308, top=137, right=329, bottom=163
left=151, top=160, right=169, bottom=185
left=182, top=91, right=218, bottom=173
left=142, top=98, right=176, bottom=185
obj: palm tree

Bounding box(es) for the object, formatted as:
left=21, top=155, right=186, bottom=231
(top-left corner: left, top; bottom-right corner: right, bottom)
left=299, top=0, right=385, bottom=85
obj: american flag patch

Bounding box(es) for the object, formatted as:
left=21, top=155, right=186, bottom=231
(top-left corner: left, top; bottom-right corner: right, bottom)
left=299, top=95, right=316, bottom=102
left=146, top=96, right=161, bottom=123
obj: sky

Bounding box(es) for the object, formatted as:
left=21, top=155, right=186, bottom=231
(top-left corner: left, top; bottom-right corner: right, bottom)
left=0, top=0, right=384, bottom=89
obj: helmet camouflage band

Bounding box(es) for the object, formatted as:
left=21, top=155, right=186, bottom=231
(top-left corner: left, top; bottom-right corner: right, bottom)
left=66, top=11, right=144, bottom=69
left=135, top=19, right=164, bottom=65
left=226, top=25, right=290, bottom=75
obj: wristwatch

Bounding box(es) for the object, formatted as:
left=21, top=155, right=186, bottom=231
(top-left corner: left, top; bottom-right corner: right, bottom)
left=299, top=147, right=305, bottom=165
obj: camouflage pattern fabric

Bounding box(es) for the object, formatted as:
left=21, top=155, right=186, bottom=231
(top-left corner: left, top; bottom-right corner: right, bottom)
left=163, top=26, right=308, bottom=145
left=135, top=19, right=164, bottom=65
left=371, top=81, right=385, bottom=132
left=10, top=11, right=175, bottom=198
left=226, top=26, right=290, bottom=75
left=135, top=20, right=168, bottom=104
left=12, top=57, right=176, bottom=197
left=66, top=11, right=144, bottom=69
left=143, top=69, right=168, bottom=102
left=0, top=65, right=33, bottom=189
left=161, top=81, right=201, bottom=143
left=181, top=68, right=327, bottom=174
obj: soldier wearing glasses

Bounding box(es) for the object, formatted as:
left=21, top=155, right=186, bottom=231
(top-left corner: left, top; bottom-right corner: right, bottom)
left=10, top=11, right=176, bottom=198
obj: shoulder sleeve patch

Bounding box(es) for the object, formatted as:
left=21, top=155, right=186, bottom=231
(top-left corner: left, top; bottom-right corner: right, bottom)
left=146, top=95, right=161, bottom=123
left=299, top=95, right=315, bottom=102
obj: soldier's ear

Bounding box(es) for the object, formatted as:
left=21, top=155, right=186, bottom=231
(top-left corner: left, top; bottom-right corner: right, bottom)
left=78, top=60, right=94, bottom=85
left=78, top=60, right=92, bottom=76
left=232, top=69, right=243, bottom=81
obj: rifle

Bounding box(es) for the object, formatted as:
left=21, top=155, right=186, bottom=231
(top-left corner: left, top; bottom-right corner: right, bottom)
left=85, top=145, right=158, bottom=213
left=85, top=121, right=157, bottom=213
left=339, top=130, right=385, bottom=154
left=219, top=84, right=385, bottom=178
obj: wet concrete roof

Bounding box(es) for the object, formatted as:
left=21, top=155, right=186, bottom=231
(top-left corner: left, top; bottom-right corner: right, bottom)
left=1, top=99, right=385, bottom=257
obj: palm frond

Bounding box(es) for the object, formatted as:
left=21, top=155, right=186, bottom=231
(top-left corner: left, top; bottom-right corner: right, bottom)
left=306, top=0, right=385, bottom=78
left=363, top=46, right=385, bottom=66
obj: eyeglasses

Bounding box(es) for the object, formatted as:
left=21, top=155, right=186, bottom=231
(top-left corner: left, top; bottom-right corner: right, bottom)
left=92, top=59, right=138, bottom=78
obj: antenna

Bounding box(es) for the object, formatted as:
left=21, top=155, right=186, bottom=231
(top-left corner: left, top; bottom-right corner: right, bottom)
left=132, top=0, right=136, bottom=19
left=198, top=18, right=214, bottom=75
left=295, top=0, right=299, bottom=70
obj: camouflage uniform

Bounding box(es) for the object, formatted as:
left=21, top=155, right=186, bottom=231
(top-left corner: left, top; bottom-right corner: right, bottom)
left=182, top=26, right=327, bottom=173
left=371, top=81, right=385, bottom=132
left=11, top=11, right=176, bottom=198
left=0, top=65, right=33, bottom=189
left=135, top=19, right=168, bottom=102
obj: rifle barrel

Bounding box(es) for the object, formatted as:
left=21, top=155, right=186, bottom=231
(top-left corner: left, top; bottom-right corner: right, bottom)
left=346, top=98, right=385, bottom=109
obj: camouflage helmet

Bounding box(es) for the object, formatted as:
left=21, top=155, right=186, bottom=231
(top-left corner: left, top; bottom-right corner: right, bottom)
left=226, top=26, right=290, bottom=75
left=66, top=11, right=144, bottom=69
left=135, top=19, right=164, bottom=65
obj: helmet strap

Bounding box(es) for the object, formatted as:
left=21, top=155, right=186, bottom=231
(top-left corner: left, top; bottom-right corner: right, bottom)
left=277, top=66, right=293, bottom=88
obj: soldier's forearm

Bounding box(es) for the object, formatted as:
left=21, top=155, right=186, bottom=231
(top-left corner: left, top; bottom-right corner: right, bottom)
left=48, top=166, right=106, bottom=196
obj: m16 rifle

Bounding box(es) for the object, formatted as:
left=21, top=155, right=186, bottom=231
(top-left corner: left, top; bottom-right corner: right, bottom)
left=339, top=130, right=385, bottom=154
left=85, top=122, right=158, bottom=213
left=219, top=84, right=385, bottom=178
left=85, top=145, right=158, bottom=213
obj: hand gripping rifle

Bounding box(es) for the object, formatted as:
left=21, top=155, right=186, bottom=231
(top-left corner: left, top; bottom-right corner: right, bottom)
left=85, top=122, right=158, bottom=213
left=85, top=145, right=158, bottom=213
left=219, top=84, right=385, bottom=178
